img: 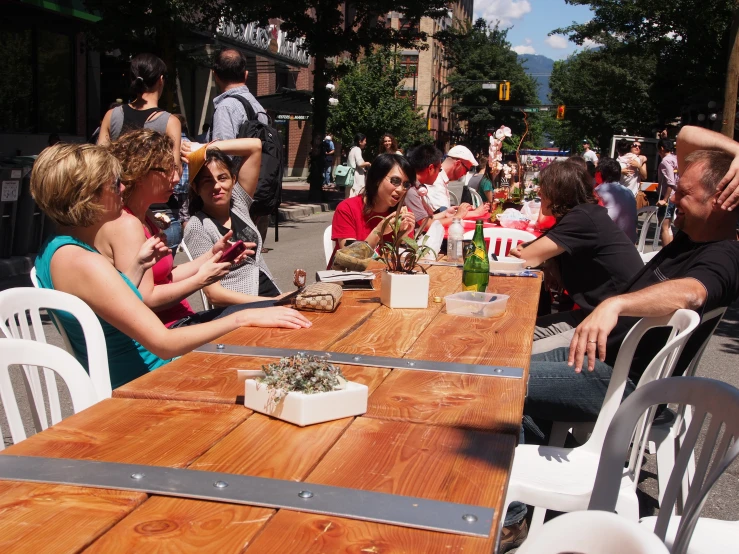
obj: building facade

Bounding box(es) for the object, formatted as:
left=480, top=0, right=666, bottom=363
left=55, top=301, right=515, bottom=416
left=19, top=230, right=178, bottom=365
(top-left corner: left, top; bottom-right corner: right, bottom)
left=388, top=0, right=473, bottom=149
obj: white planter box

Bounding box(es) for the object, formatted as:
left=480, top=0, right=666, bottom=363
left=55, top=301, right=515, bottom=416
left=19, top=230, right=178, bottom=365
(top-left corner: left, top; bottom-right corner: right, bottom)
left=380, top=271, right=430, bottom=309
left=244, top=379, right=368, bottom=427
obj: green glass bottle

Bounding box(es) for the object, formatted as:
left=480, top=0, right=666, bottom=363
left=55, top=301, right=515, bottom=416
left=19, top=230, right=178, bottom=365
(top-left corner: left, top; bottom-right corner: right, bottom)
left=462, top=220, right=489, bottom=292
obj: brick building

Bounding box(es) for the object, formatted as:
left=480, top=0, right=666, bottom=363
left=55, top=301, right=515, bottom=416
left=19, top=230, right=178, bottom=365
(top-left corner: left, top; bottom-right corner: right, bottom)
left=388, top=1, right=473, bottom=149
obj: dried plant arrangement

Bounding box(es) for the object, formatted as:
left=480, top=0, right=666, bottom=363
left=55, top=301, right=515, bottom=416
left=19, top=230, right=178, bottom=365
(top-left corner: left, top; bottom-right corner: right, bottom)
left=257, top=354, right=346, bottom=408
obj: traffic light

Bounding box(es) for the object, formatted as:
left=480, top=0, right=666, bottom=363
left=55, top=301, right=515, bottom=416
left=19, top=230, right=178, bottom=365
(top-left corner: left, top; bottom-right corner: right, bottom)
left=498, top=81, right=510, bottom=101
left=556, top=105, right=566, bottom=120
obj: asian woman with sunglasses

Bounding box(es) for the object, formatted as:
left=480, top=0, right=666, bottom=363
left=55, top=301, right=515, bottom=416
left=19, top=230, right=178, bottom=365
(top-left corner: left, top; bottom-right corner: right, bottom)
left=329, top=153, right=416, bottom=266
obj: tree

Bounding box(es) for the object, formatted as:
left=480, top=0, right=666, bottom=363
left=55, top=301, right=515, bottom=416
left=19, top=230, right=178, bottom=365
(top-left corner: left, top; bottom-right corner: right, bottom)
left=327, top=49, right=431, bottom=158
left=546, top=47, right=657, bottom=153
left=438, top=19, right=542, bottom=156
left=235, top=1, right=450, bottom=200
left=553, top=0, right=736, bottom=126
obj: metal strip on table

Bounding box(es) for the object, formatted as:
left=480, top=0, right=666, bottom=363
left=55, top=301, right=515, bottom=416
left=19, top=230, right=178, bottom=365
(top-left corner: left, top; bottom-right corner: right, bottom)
left=194, top=344, right=524, bottom=379
left=0, top=456, right=494, bottom=537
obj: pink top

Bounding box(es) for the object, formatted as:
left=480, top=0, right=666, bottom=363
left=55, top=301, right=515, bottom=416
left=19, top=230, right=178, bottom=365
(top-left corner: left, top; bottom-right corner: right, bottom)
left=124, top=207, right=194, bottom=326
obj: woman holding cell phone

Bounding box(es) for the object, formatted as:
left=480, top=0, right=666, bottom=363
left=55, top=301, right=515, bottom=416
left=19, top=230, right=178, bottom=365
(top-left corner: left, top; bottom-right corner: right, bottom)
left=183, top=138, right=283, bottom=307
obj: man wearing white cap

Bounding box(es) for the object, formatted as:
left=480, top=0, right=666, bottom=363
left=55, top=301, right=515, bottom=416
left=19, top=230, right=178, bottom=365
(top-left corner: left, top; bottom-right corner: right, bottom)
left=425, top=144, right=478, bottom=211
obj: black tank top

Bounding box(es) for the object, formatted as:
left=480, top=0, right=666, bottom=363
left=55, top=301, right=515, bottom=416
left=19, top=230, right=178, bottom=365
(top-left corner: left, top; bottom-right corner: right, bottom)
left=120, top=105, right=162, bottom=135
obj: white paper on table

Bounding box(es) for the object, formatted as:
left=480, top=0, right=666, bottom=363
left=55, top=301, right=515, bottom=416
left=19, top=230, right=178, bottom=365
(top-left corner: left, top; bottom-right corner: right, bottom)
left=419, top=220, right=444, bottom=261
left=316, top=270, right=375, bottom=283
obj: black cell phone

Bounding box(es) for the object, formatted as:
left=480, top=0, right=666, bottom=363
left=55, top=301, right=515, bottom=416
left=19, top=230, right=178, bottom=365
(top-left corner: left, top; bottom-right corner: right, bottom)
left=220, top=240, right=246, bottom=263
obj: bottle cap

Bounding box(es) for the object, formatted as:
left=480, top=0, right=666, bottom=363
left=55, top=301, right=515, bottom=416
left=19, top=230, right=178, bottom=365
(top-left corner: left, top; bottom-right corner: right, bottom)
left=433, top=296, right=442, bottom=303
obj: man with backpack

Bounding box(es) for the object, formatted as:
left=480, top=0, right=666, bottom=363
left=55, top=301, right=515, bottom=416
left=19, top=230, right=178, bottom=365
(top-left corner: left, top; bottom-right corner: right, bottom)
left=208, top=49, right=282, bottom=246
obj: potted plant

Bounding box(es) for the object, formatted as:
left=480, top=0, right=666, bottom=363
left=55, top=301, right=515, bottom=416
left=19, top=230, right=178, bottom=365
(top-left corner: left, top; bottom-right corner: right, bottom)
left=376, top=200, right=435, bottom=309
left=243, top=354, right=368, bottom=427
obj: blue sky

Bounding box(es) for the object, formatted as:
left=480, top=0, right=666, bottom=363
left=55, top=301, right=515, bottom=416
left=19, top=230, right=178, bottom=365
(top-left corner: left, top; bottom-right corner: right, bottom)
left=473, top=0, right=596, bottom=60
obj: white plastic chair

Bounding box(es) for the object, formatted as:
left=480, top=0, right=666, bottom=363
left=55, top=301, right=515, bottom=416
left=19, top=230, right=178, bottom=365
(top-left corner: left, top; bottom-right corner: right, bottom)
left=463, top=228, right=536, bottom=259
left=448, top=190, right=459, bottom=206
left=323, top=225, right=334, bottom=266
left=589, top=377, right=739, bottom=554
left=637, top=206, right=660, bottom=253
left=504, top=309, right=700, bottom=535
left=29, top=266, right=39, bottom=287
left=0, top=338, right=99, bottom=449
left=468, top=188, right=484, bottom=208
left=180, top=241, right=213, bottom=311
left=517, top=510, right=669, bottom=554
left=648, top=307, right=727, bottom=508
left=0, top=288, right=112, bottom=434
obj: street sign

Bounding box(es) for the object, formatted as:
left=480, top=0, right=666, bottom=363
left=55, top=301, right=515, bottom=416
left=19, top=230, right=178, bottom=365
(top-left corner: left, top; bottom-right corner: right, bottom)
left=522, top=108, right=539, bottom=113
left=481, top=83, right=498, bottom=90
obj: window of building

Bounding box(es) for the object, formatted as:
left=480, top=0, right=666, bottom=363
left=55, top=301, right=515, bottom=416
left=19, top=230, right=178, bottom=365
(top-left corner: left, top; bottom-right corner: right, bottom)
left=0, top=24, right=75, bottom=134
left=400, top=54, right=418, bottom=78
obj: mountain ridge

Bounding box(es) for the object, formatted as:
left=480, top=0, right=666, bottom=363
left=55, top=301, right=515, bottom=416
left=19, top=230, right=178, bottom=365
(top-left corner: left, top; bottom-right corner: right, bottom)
left=517, top=54, right=554, bottom=104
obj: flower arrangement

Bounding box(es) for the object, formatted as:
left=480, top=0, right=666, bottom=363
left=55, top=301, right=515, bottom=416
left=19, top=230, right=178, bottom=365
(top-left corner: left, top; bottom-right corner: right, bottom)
left=529, top=156, right=554, bottom=171
left=257, top=354, right=346, bottom=407
left=488, top=125, right=513, bottom=175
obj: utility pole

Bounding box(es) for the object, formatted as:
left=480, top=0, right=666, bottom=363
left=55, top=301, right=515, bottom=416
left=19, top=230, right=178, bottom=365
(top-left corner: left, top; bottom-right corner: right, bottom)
left=721, top=1, right=739, bottom=137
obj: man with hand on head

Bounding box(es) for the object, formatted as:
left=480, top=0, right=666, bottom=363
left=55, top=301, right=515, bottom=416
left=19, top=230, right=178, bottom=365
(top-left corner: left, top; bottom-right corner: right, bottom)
left=523, top=125, right=739, bottom=437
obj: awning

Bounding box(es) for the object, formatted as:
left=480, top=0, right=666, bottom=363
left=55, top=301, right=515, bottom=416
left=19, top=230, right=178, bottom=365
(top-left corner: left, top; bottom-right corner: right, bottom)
left=257, top=89, right=313, bottom=116
left=20, top=0, right=101, bottom=22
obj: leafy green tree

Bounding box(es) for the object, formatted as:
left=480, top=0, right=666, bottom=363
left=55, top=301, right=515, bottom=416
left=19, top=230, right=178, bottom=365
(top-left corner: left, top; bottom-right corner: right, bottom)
left=439, top=18, right=542, bottom=155
left=546, top=47, right=657, bottom=153
left=553, top=0, right=735, bottom=124
left=328, top=49, right=431, bottom=159
left=236, top=0, right=450, bottom=200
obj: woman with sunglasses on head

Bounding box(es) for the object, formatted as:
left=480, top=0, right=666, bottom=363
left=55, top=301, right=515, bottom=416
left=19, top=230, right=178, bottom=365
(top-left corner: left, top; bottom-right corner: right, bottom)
left=96, top=53, right=181, bottom=168
left=329, top=153, right=416, bottom=266
left=615, top=138, right=647, bottom=196
left=32, top=143, right=310, bottom=389
left=184, top=138, right=283, bottom=306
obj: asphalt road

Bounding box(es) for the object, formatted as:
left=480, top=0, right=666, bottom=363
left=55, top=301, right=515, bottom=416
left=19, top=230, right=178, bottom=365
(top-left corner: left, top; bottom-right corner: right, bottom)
left=1, top=209, right=737, bottom=528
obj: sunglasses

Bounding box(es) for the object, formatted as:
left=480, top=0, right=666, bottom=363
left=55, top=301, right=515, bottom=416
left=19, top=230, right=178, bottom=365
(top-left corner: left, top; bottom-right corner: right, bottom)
left=110, top=176, right=122, bottom=195
left=386, top=175, right=413, bottom=190
left=631, top=143, right=641, bottom=149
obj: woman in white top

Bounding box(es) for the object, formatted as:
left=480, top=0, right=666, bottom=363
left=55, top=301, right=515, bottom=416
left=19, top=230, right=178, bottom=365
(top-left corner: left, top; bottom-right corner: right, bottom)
left=348, top=133, right=371, bottom=197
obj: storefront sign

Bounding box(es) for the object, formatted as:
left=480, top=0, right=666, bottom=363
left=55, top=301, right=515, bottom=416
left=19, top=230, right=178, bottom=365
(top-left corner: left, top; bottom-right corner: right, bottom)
left=216, top=20, right=311, bottom=67
left=276, top=114, right=310, bottom=120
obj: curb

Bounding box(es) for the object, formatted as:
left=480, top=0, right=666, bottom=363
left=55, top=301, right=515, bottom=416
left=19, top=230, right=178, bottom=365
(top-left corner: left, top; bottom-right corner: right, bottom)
left=276, top=201, right=340, bottom=222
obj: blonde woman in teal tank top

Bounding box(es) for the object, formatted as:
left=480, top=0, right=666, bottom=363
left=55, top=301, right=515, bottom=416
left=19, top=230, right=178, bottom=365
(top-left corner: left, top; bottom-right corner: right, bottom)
left=30, top=143, right=311, bottom=389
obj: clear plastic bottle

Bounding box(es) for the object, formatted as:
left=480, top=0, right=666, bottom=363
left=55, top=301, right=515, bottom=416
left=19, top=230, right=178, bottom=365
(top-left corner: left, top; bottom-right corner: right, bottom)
left=447, top=218, right=465, bottom=263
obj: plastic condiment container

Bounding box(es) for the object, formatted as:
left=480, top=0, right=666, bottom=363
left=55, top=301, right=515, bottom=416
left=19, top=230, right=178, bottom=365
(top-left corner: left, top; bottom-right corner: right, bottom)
left=444, top=291, right=510, bottom=318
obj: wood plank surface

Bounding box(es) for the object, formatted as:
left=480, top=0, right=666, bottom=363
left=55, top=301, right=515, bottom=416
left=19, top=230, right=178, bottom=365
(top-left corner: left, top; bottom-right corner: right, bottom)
left=2, top=398, right=250, bottom=466
left=84, top=413, right=358, bottom=551
left=84, top=498, right=273, bottom=554
left=0, top=481, right=145, bottom=554
left=246, top=417, right=516, bottom=553
left=329, top=265, right=463, bottom=358
left=115, top=355, right=391, bottom=404
left=366, top=369, right=524, bottom=434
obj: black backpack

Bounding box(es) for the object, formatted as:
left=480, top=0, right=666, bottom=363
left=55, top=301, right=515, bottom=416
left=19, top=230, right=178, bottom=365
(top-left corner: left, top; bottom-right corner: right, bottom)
left=227, top=95, right=284, bottom=218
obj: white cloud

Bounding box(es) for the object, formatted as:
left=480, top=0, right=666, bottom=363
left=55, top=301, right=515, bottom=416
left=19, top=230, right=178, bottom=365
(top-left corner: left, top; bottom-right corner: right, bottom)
left=512, top=37, right=535, bottom=55
left=582, top=38, right=600, bottom=49
left=474, top=0, right=532, bottom=27
left=544, top=35, right=569, bottom=49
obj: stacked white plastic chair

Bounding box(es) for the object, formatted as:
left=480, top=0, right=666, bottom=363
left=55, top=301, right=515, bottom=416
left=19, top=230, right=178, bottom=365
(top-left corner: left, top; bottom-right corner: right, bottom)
left=590, top=376, right=739, bottom=554
left=504, top=309, right=699, bottom=534
left=0, top=287, right=112, bottom=436
left=516, top=510, right=669, bottom=554
left=0, top=339, right=100, bottom=448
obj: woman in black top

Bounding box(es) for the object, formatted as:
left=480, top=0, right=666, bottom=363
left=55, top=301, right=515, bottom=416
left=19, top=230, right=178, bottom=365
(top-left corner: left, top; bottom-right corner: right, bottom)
left=97, top=53, right=181, bottom=168
left=510, top=160, right=644, bottom=352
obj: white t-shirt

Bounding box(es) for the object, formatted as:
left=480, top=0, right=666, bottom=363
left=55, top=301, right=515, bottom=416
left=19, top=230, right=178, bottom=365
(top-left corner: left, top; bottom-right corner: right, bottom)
left=617, top=153, right=641, bottom=196
left=425, top=168, right=451, bottom=211
left=582, top=149, right=598, bottom=164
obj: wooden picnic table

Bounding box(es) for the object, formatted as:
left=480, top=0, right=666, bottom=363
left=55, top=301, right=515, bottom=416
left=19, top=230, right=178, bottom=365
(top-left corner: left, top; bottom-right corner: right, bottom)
left=0, top=265, right=541, bottom=553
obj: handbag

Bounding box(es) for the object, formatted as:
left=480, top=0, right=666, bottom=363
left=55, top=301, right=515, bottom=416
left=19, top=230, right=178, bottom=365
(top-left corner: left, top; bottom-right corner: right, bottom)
left=334, top=164, right=355, bottom=188
left=293, top=283, right=343, bottom=313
